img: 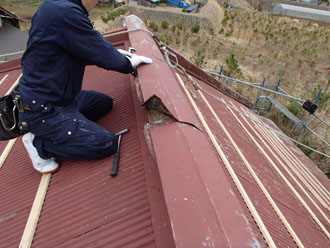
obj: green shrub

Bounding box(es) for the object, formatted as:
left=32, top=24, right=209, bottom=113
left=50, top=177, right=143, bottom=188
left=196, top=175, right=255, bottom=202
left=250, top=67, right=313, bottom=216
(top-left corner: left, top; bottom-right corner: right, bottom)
left=191, top=50, right=206, bottom=67
left=172, top=25, right=176, bottom=32
left=222, top=16, right=229, bottom=26
left=101, top=15, right=109, bottom=23
left=105, top=8, right=127, bottom=21
left=161, top=20, right=169, bottom=29
left=166, top=35, right=172, bottom=45
left=177, top=19, right=185, bottom=30
left=149, top=21, right=159, bottom=32
left=225, top=29, right=233, bottom=37
left=192, top=39, right=199, bottom=46
left=191, top=23, right=200, bottom=33
left=224, top=53, right=241, bottom=76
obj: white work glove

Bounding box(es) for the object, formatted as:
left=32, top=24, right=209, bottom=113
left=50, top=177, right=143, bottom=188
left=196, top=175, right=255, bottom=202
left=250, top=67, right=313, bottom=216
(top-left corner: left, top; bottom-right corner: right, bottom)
left=118, top=49, right=152, bottom=68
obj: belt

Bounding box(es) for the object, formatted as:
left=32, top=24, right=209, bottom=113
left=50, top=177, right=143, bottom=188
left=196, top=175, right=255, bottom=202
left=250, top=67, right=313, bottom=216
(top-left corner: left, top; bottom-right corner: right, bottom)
left=11, top=86, right=37, bottom=113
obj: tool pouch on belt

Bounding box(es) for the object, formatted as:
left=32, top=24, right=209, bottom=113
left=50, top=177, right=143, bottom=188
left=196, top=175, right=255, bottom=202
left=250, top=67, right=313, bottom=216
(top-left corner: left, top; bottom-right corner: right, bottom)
left=0, top=85, right=23, bottom=140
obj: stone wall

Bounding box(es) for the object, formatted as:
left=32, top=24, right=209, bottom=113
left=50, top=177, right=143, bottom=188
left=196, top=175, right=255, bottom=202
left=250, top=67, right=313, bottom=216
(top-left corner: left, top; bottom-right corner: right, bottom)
left=125, top=3, right=221, bottom=29
left=98, top=0, right=113, bottom=6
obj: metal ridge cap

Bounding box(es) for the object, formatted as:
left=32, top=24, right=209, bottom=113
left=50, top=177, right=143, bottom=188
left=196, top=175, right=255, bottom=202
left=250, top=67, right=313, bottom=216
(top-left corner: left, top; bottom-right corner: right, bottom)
left=148, top=123, right=265, bottom=247
left=125, top=15, right=201, bottom=130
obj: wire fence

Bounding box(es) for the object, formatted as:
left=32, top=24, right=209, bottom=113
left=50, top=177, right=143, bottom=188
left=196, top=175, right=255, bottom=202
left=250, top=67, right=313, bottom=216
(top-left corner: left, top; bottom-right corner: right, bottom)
left=204, top=68, right=330, bottom=154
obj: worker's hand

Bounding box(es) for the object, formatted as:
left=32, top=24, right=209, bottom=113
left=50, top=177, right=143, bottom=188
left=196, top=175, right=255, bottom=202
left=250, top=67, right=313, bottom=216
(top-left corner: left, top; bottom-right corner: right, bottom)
left=118, top=49, right=152, bottom=68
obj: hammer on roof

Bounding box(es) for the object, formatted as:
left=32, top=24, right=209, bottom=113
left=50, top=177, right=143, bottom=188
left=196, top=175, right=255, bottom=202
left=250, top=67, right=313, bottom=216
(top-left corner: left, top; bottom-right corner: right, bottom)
left=110, top=128, right=129, bottom=177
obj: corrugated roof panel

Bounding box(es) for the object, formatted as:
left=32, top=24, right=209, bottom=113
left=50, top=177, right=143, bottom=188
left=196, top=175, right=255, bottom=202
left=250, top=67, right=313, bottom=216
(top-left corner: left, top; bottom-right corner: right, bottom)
left=0, top=141, right=41, bottom=248
left=276, top=199, right=330, bottom=247
left=186, top=80, right=297, bottom=247
left=192, top=76, right=330, bottom=246
left=0, top=53, right=174, bottom=247
left=31, top=66, right=156, bottom=248
left=240, top=180, right=298, bottom=247
left=243, top=116, right=330, bottom=227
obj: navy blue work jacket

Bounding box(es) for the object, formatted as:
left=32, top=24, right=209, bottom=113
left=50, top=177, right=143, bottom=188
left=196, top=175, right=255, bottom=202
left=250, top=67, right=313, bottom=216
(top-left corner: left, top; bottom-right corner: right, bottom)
left=19, top=0, right=134, bottom=111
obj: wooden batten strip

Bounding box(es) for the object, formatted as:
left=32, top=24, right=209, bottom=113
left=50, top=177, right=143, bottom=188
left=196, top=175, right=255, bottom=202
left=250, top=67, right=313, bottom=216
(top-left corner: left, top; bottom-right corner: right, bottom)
left=0, top=139, right=16, bottom=169
left=243, top=109, right=330, bottom=221
left=175, top=73, right=277, bottom=248
left=0, top=74, right=9, bottom=85
left=7, top=73, right=21, bottom=93
left=19, top=174, right=51, bottom=248
left=244, top=109, right=330, bottom=210
left=198, top=92, right=304, bottom=247
left=0, top=74, right=22, bottom=169
left=248, top=111, right=330, bottom=203
left=227, top=101, right=330, bottom=239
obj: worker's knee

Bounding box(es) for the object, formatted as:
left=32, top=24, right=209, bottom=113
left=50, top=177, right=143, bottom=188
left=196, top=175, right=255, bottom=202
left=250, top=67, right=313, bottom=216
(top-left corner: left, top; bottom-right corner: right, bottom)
left=93, top=133, right=118, bottom=159
left=79, top=131, right=118, bottom=160
left=37, top=125, right=118, bottom=161
left=76, top=91, right=114, bottom=121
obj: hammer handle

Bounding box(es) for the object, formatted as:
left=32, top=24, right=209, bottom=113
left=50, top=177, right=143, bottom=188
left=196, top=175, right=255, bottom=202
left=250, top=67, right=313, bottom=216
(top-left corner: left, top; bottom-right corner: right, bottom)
left=110, top=135, right=122, bottom=177
left=110, top=150, right=120, bottom=177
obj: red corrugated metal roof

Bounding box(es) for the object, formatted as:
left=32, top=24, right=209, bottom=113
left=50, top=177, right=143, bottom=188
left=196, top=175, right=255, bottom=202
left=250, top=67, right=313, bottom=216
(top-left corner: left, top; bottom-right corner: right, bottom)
left=0, top=15, right=329, bottom=248
left=0, top=41, right=174, bottom=248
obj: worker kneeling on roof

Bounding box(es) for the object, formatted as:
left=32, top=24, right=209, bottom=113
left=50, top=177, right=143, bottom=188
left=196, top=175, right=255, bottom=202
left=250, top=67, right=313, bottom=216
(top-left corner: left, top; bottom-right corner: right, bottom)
left=19, top=0, right=152, bottom=174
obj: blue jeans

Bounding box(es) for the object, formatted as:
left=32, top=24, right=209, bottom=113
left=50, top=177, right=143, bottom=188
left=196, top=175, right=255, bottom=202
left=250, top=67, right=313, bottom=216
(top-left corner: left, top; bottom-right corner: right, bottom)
left=19, top=90, right=118, bottom=160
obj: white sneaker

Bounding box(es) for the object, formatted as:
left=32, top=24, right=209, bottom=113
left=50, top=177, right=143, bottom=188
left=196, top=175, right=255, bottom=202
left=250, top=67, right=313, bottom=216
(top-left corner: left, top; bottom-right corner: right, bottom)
left=22, top=132, right=59, bottom=174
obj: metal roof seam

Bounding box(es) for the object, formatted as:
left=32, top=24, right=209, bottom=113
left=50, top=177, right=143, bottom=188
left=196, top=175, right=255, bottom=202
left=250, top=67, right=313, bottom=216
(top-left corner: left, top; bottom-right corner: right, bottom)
left=127, top=72, right=176, bottom=248
left=175, top=72, right=276, bottom=247
left=227, top=100, right=330, bottom=240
